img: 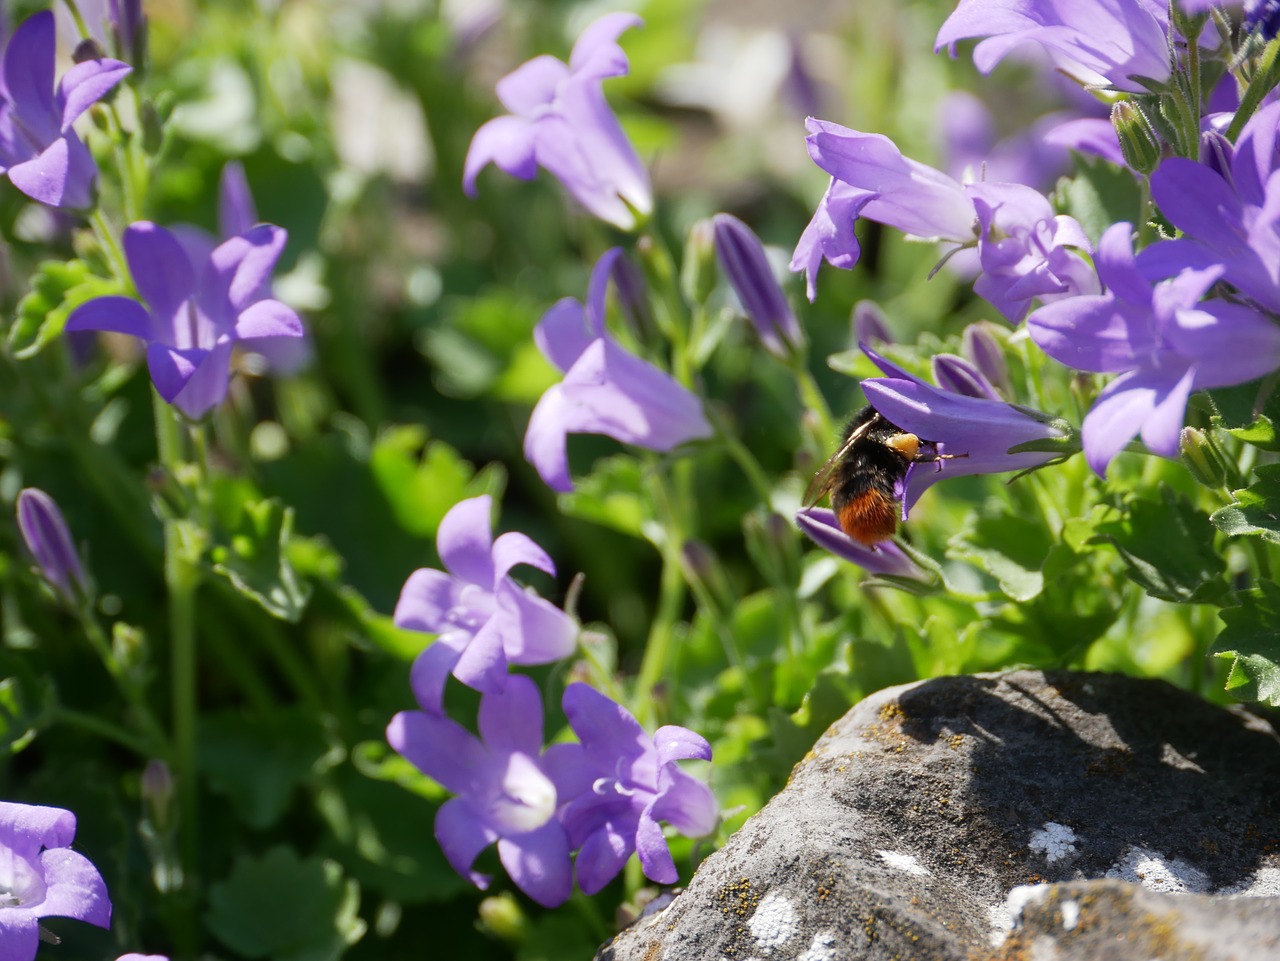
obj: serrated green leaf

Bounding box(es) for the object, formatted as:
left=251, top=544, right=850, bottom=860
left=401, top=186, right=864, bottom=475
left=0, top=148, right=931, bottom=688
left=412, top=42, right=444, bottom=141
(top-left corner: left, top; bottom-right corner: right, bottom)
left=369, top=426, right=495, bottom=538
left=1211, top=464, right=1280, bottom=544
left=1093, top=487, right=1227, bottom=603
left=206, top=846, right=366, bottom=961
left=1212, top=582, right=1280, bottom=706
left=1056, top=154, right=1144, bottom=244
left=1207, top=378, right=1280, bottom=451
left=210, top=499, right=312, bottom=621
left=198, top=708, right=337, bottom=829
left=9, top=260, right=123, bottom=358
left=947, top=506, right=1052, bottom=602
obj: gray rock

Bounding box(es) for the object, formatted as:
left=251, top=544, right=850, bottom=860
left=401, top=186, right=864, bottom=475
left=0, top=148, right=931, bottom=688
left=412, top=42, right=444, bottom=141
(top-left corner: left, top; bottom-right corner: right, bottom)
left=596, top=671, right=1280, bottom=961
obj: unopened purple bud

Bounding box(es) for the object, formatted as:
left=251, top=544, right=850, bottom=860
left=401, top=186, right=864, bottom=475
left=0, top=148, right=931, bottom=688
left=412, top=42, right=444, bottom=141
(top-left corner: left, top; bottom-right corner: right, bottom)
left=712, top=213, right=804, bottom=358
left=141, top=759, right=174, bottom=829
left=852, top=300, right=892, bottom=346
left=16, top=488, right=87, bottom=602
left=109, top=0, right=147, bottom=65
left=961, top=322, right=1010, bottom=395
left=682, top=218, right=718, bottom=306
left=610, top=253, right=654, bottom=340
left=932, top=353, right=1001, bottom=400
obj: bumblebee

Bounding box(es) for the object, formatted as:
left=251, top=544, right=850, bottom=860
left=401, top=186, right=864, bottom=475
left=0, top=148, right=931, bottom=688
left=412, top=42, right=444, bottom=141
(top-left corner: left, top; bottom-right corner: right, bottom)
left=804, top=406, right=962, bottom=546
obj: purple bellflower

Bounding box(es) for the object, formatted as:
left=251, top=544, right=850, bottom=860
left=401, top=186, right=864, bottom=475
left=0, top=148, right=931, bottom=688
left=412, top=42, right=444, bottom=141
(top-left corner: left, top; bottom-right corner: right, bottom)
left=711, top=213, right=804, bottom=358
left=1143, top=101, right=1280, bottom=313
left=1247, top=1, right=1280, bottom=38
left=395, top=495, right=577, bottom=715
left=16, top=488, right=87, bottom=603
left=524, top=248, right=713, bottom=492
left=859, top=345, right=1070, bottom=517
left=464, top=13, right=652, bottom=230
left=555, top=683, right=717, bottom=894
left=935, top=0, right=1171, bottom=93
left=794, top=120, right=1096, bottom=321
left=65, top=220, right=304, bottom=418
left=795, top=509, right=932, bottom=579
left=386, top=675, right=574, bottom=908
left=0, top=11, right=131, bottom=208
left=0, top=801, right=111, bottom=961
left=1028, top=222, right=1280, bottom=475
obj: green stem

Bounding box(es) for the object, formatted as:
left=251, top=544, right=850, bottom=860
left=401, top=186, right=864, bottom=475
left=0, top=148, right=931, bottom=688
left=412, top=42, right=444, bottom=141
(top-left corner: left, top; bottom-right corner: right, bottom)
left=1228, top=37, right=1280, bottom=141
left=78, top=611, right=171, bottom=753
left=90, top=209, right=130, bottom=284
left=793, top=361, right=838, bottom=447
left=57, top=706, right=152, bottom=756
left=709, top=408, right=775, bottom=505
left=61, top=0, right=90, bottom=39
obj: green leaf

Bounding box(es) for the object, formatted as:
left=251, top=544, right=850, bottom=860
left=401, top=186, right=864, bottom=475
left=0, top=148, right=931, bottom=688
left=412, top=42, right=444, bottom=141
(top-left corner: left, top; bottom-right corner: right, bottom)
left=210, top=498, right=312, bottom=621
left=0, top=672, right=53, bottom=754
left=1213, top=582, right=1280, bottom=706
left=947, top=505, right=1053, bottom=602
left=1207, top=378, right=1280, bottom=451
left=368, top=426, right=498, bottom=538
left=1056, top=154, right=1144, bottom=244
left=206, top=846, right=366, bottom=961
left=1093, top=487, right=1228, bottom=603
left=9, top=260, right=123, bottom=358
left=1211, top=464, right=1280, bottom=544
left=198, top=708, right=337, bottom=829
left=557, top=455, right=654, bottom=539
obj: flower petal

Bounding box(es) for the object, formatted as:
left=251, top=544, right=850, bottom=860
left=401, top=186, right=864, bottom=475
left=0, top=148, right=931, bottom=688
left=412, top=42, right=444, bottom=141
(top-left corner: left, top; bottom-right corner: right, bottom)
left=562, top=682, right=648, bottom=771
left=492, top=582, right=578, bottom=665
left=794, top=509, right=929, bottom=577
left=523, top=384, right=576, bottom=493
left=57, top=57, right=131, bottom=131
left=568, top=12, right=643, bottom=79
left=477, top=673, right=544, bottom=756
left=1081, top=369, right=1157, bottom=476
left=634, top=801, right=677, bottom=884
left=450, top=616, right=508, bottom=694
left=395, top=569, right=464, bottom=634
left=64, top=295, right=154, bottom=340
left=574, top=822, right=633, bottom=895
left=3, top=13, right=58, bottom=142
left=218, top=161, right=258, bottom=238
left=1139, top=366, right=1195, bottom=460
left=534, top=298, right=594, bottom=373
left=408, top=633, right=467, bottom=715
left=436, top=495, right=496, bottom=586
left=491, top=531, right=556, bottom=583
left=434, top=796, right=498, bottom=889
left=386, top=709, right=487, bottom=795
left=651, top=765, right=719, bottom=838
left=204, top=224, right=288, bottom=315
left=584, top=247, right=625, bottom=335
left=233, top=298, right=304, bottom=341
left=0, top=913, right=40, bottom=961
left=494, top=55, right=569, bottom=116
left=36, top=848, right=111, bottom=927
left=6, top=133, right=96, bottom=209
left=124, top=222, right=196, bottom=321
left=463, top=114, right=537, bottom=195
left=147, top=340, right=233, bottom=419
left=497, top=821, right=573, bottom=908
left=653, top=725, right=711, bottom=764
left=0, top=801, right=76, bottom=854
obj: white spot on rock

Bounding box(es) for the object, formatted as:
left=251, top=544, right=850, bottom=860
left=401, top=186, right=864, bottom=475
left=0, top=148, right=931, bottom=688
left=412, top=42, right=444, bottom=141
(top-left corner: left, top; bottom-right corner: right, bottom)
left=1060, top=898, right=1080, bottom=931
left=1219, top=866, right=1280, bottom=898
left=795, top=930, right=838, bottom=961
left=988, top=883, right=1048, bottom=946
left=1105, top=846, right=1209, bottom=893
left=877, top=849, right=930, bottom=876
left=1029, top=822, right=1078, bottom=863
left=747, top=891, right=798, bottom=953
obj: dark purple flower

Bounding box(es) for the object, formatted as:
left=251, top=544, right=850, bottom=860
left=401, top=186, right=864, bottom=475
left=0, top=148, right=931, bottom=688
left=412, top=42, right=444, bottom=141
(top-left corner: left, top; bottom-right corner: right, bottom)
left=859, top=346, right=1070, bottom=516
left=711, top=213, right=803, bottom=357
left=795, top=509, right=932, bottom=579
left=962, top=322, right=1011, bottom=395
left=16, top=488, right=87, bottom=603
left=386, top=675, right=574, bottom=907
left=932, top=353, right=1002, bottom=400
left=464, top=13, right=651, bottom=229
left=555, top=683, right=717, bottom=893
left=1028, top=222, right=1280, bottom=475
left=65, top=221, right=303, bottom=418
left=0, top=801, right=111, bottom=961
left=0, top=11, right=131, bottom=208
left=935, top=0, right=1171, bottom=93
left=524, top=249, right=713, bottom=492
left=1246, top=0, right=1280, bottom=38
left=1144, top=101, right=1280, bottom=312
left=396, top=495, right=577, bottom=715
left=107, top=0, right=146, bottom=65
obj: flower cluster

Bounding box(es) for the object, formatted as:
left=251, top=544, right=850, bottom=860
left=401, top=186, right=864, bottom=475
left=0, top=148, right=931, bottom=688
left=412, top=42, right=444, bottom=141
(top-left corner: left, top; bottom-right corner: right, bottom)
left=387, top=495, right=717, bottom=905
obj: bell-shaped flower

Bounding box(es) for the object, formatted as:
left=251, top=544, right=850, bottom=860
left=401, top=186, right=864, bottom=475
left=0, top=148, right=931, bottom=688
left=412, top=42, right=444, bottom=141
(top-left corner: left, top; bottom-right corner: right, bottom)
left=711, top=213, right=804, bottom=358
left=1143, top=101, right=1280, bottom=313
left=464, top=12, right=652, bottom=229
left=554, top=683, right=717, bottom=894
left=935, top=0, right=1171, bottom=93
left=65, top=221, right=304, bottom=418
left=0, top=801, right=111, bottom=961
left=1028, top=222, right=1280, bottom=475
left=0, top=11, right=131, bottom=208
left=524, top=248, right=713, bottom=492
left=395, top=495, right=577, bottom=714
left=795, top=509, right=932, bottom=580
left=859, top=345, right=1071, bottom=516
left=386, top=676, right=575, bottom=908
left=16, top=488, right=88, bottom=603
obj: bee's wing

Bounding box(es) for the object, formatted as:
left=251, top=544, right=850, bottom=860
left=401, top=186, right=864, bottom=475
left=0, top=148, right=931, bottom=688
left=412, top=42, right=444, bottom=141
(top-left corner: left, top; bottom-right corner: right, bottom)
left=802, top=416, right=878, bottom=507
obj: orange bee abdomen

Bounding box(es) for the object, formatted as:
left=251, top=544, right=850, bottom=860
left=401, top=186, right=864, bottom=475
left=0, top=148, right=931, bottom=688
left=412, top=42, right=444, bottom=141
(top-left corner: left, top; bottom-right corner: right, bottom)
left=836, top=488, right=899, bottom=546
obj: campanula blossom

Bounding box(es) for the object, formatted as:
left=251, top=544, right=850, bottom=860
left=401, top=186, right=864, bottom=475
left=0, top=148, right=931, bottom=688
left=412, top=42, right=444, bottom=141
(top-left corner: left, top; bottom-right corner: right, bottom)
left=935, top=0, right=1171, bottom=93
left=555, top=683, right=717, bottom=893
left=858, top=345, right=1070, bottom=516
left=464, top=12, right=652, bottom=229
left=1028, top=223, right=1280, bottom=476
left=712, top=213, right=804, bottom=357
left=0, top=801, right=111, bottom=961
left=65, top=221, right=304, bottom=418
left=395, top=495, right=577, bottom=714
left=524, top=248, right=713, bottom=492
left=16, top=488, right=87, bottom=603
left=795, top=509, right=932, bottom=579
left=0, top=11, right=131, bottom=208
left=1142, top=101, right=1280, bottom=313
left=1247, top=1, right=1280, bottom=38
left=386, top=676, right=575, bottom=907
left=795, top=120, right=1095, bottom=321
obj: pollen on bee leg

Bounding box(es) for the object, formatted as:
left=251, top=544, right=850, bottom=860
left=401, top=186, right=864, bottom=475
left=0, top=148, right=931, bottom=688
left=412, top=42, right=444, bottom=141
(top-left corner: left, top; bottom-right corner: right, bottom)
left=885, top=433, right=920, bottom=460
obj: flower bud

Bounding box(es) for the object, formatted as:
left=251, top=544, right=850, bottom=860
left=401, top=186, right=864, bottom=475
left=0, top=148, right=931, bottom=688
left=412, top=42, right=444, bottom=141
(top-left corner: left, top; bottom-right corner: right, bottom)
left=932, top=353, right=1000, bottom=400
left=16, top=488, right=88, bottom=604
left=680, top=218, right=718, bottom=306
left=142, top=759, right=175, bottom=831
left=1112, top=101, right=1162, bottom=175
left=961, top=322, right=1010, bottom=395
left=478, top=893, right=530, bottom=943
left=712, top=213, right=804, bottom=359
left=72, top=38, right=107, bottom=64
left=609, top=252, right=654, bottom=341
left=852, top=300, right=892, bottom=346
left=1180, top=426, right=1228, bottom=489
